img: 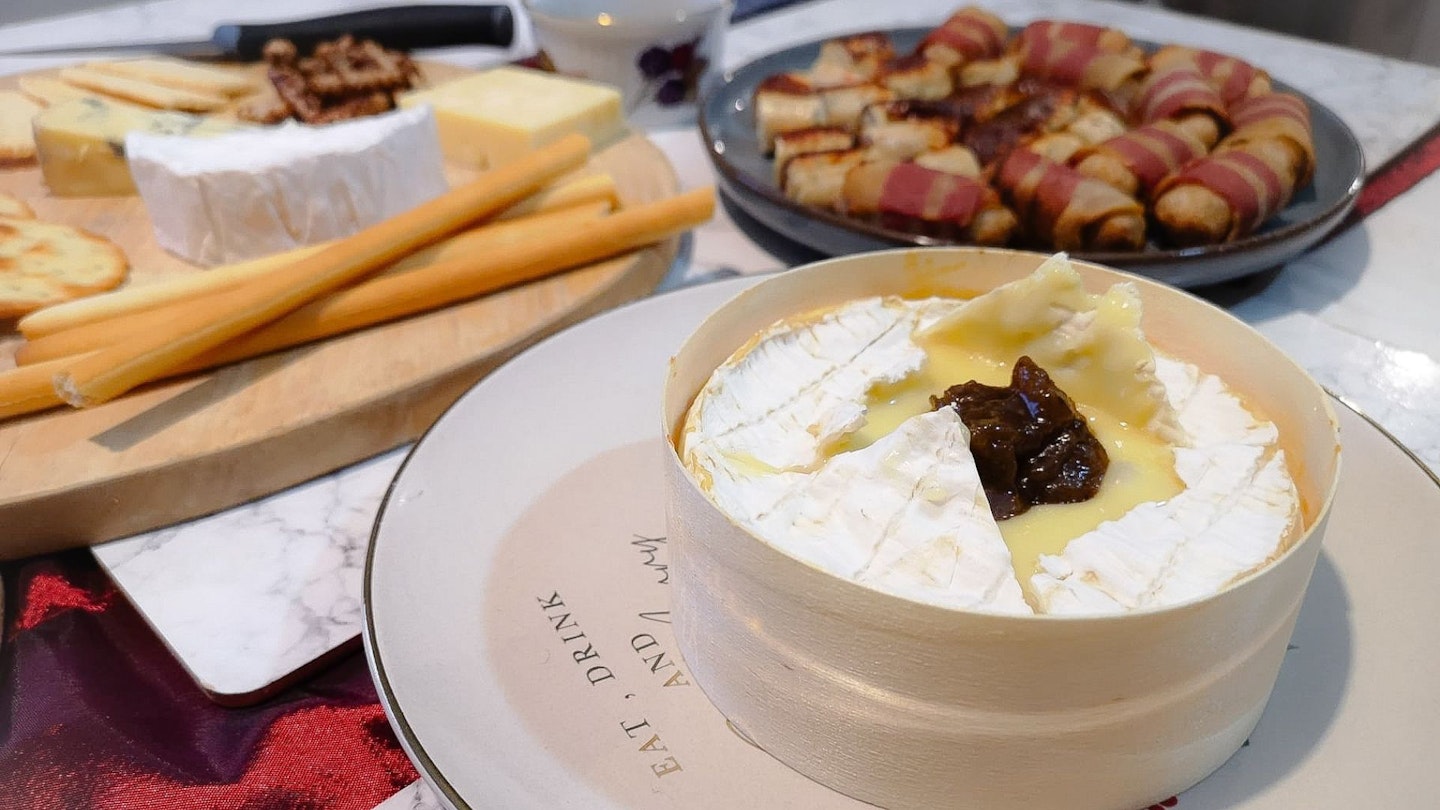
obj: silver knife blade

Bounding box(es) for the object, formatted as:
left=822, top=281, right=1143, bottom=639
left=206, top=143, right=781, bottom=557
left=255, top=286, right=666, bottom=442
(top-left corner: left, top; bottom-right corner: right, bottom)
left=0, top=38, right=226, bottom=59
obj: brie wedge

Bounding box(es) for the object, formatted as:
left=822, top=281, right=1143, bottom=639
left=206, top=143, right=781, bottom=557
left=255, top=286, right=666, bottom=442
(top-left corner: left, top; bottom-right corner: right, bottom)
left=126, top=105, right=447, bottom=266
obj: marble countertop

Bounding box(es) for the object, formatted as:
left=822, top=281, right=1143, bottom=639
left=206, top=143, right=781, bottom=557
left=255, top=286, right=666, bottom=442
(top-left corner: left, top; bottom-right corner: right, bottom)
left=5, top=1, right=1440, bottom=807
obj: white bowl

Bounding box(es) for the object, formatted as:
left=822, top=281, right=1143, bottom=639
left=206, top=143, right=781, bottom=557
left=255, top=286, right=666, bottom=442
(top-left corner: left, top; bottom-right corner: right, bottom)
left=662, top=247, right=1342, bottom=810
left=524, top=0, right=732, bottom=127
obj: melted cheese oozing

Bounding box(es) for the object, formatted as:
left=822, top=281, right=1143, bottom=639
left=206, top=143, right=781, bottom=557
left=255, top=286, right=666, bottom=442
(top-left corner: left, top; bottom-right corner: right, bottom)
left=835, top=334, right=1183, bottom=593
left=681, top=257, right=1297, bottom=615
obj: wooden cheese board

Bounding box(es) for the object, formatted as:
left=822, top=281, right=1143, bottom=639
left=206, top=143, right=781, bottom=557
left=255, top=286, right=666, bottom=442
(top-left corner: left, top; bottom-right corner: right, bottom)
left=0, top=62, right=680, bottom=560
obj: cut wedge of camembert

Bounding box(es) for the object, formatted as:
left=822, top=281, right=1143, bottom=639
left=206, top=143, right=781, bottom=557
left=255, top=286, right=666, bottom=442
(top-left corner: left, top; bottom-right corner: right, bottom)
left=681, top=257, right=1301, bottom=615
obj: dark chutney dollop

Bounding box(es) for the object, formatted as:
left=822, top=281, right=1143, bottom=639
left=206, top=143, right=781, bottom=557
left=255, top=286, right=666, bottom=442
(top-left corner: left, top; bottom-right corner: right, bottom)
left=930, top=356, right=1109, bottom=520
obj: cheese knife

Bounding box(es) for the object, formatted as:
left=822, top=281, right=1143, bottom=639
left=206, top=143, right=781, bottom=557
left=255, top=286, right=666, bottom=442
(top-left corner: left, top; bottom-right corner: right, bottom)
left=0, top=4, right=515, bottom=60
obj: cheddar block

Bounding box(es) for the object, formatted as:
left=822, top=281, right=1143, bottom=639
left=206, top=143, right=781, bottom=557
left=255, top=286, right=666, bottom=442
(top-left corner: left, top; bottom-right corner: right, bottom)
left=400, top=66, right=624, bottom=169
left=33, top=98, right=247, bottom=196
left=85, top=58, right=258, bottom=98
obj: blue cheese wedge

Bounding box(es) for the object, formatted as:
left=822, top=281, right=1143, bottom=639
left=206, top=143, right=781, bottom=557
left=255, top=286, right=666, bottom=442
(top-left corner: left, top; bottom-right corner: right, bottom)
left=681, top=257, right=1302, bottom=616
left=32, top=97, right=247, bottom=196
left=126, top=105, right=446, bottom=266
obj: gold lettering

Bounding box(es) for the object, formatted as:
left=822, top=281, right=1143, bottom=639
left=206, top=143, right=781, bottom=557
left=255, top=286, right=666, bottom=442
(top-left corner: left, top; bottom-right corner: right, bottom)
left=638, top=734, right=667, bottom=753
left=662, top=670, right=691, bottom=688
left=621, top=718, right=651, bottom=738
left=651, top=757, right=683, bottom=778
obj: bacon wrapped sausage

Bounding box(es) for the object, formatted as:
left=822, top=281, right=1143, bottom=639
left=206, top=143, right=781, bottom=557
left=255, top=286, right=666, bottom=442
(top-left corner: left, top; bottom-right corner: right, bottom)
left=962, top=85, right=1075, bottom=166
left=754, top=74, right=824, bottom=152
left=753, top=76, right=894, bottom=152
left=877, top=53, right=954, bottom=100
left=997, top=148, right=1146, bottom=251
left=842, top=161, right=1017, bottom=244
left=1132, top=59, right=1229, bottom=148
left=1151, top=144, right=1294, bottom=245
left=914, top=144, right=983, bottom=178
left=1150, top=45, right=1271, bottom=106
left=959, top=55, right=1021, bottom=87
left=1018, top=41, right=1146, bottom=96
left=1221, top=91, right=1315, bottom=187
left=773, top=127, right=855, bottom=184
left=1015, top=20, right=1132, bottom=56
left=810, top=32, right=895, bottom=86
left=860, top=100, right=963, bottom=162
left=920, top=6, right=1009, bottom=68
left=1025, top=132, right=1087, bottom=164
left=1072, top=120, right=1210, bottom=199
left=781, top=148, right=869, bottom=207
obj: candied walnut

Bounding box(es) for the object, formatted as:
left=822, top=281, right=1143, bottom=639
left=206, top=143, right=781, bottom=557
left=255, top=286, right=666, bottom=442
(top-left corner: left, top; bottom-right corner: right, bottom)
left=262, top=38, right=299, bottom=67
left=931, top=356, right=1109, bottom=519
left=236, top=91, right=292, bottom=125
left=268, top=65, right=326, bottom=123
left=250, top=34, right=421, bottom=124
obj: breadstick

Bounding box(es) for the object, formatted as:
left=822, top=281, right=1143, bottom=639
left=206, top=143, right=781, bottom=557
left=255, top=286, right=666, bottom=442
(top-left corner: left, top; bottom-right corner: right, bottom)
left=174, top=188, right=713, bottom=373
left=494, top=173, right=617, bottom=221
left=0, top=188, right=713, bottom=422
left=0, top=359, right=70, bottom=421
left=51, top=133, right=592, bottom=408
left=18, top=174, right=616, bottom=339
left=17, top=200, right=613, bottom=365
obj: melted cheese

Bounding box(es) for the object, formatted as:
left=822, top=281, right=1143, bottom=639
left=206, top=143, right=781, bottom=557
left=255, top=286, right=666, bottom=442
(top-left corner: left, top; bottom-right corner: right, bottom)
left=681, top=258, right=1299, bottom=615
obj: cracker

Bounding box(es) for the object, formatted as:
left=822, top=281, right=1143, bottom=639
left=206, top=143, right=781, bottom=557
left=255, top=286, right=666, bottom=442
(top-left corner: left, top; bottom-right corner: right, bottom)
left=0, top=91, right=43, bottom=164
left=59, top=66, right=228, bottom=112
left=86, top=58, right=259, bottom=98
left=0, top=218, right=129, bottom=318
left=0, top=193, right=34, bottom=220
left=17, top=76, right=104, bottom=108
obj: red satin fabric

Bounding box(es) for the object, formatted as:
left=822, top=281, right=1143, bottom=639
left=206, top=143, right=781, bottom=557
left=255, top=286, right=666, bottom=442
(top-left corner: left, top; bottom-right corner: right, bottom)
left=0, top=552, right=418, bottom=809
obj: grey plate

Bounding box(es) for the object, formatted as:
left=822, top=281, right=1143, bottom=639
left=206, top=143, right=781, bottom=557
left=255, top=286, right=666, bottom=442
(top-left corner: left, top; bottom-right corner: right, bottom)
left=699, top=28, right=1366, bottom=288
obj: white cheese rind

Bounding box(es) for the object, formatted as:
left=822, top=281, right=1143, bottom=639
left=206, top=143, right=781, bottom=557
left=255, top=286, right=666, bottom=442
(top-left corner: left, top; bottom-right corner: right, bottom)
left=749, top=409, right=1030, bottom=613
left=682, top=296, right=938, bottom=473
left=126, top=105, right=447, bottom=266
left=1030, top=356, right=1299, bottom=614
left=682, top=295, right=1028, bottom=614
left=684, top=273, right=1300, bottom=617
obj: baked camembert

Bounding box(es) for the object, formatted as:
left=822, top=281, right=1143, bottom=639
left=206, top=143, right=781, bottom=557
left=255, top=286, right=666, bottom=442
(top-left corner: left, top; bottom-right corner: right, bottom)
left=679, top=255, right=1300, bottom=615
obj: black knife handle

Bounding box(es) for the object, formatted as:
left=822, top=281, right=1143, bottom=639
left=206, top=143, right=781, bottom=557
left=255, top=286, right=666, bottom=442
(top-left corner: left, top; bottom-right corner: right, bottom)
left=214, top=4, right=515, bottom=60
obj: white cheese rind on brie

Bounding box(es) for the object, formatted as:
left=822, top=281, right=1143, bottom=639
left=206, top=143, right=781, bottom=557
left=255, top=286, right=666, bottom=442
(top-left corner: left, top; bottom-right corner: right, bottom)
left=682, top=294, right=1032, bottom=614
left=682, top=263, right=1301, bottom=616
left=1028, top=355, right=1299, bottom=614
left=682, top=296, right=940, bottom=474
left=126, top=105, right=447, bottom=266
left=747, top=409, right=1030, bottom=613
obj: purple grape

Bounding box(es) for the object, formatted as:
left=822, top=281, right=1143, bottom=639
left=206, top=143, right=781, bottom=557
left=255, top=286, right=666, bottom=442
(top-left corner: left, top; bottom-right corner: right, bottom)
left=657, top=77, right=687, bottom=106
left=671, top=40, right=697, bottom=71
left=638, top=46, right=672, bottom=78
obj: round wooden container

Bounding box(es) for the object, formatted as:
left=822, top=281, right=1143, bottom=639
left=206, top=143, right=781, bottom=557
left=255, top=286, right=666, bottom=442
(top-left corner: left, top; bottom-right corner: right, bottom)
left=661, top=247, right=1342, bottom=810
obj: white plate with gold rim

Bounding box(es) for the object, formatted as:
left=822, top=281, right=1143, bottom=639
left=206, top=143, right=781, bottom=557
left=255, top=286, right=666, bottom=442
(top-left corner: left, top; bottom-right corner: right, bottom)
left=363, top=275, right=1439, bottom=809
